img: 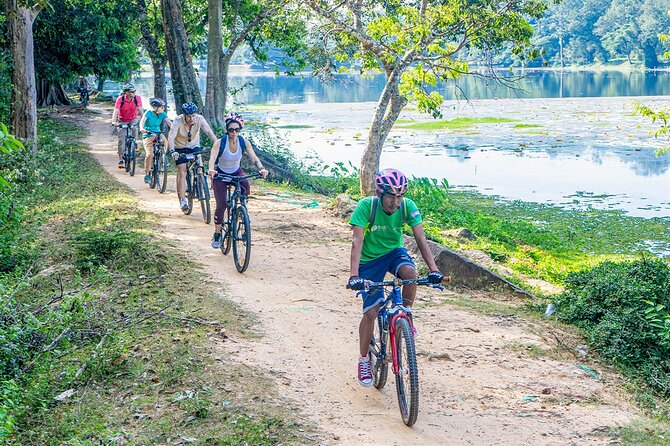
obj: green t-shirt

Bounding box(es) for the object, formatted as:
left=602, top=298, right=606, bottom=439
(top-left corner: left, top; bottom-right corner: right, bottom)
left=349, top=196, right=422, bottom=263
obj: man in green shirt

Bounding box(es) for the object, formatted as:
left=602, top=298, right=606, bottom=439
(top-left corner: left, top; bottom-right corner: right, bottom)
left=348, top=168, right=443, bottom=387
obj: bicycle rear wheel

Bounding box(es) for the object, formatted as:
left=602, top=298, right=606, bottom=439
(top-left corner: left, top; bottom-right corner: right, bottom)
left=197, top=172, right=211, bottom=224
left=232, top=205, right=251, bottom=273
left=394, top=317, right=419, bottom=426
left=128, top=140, right=137, bottom=176
left=157, top=149, right=168, bottom=193
left=370, top=314, right=388, bottom=389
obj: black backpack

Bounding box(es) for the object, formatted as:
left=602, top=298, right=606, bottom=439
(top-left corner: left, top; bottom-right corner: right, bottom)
left=214, top=135, right=246, bottom=168
left=120, top=95, right=139, bottom=107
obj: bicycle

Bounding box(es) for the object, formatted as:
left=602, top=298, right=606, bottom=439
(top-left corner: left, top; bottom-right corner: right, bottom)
left=214, top=172, right=262, bottom=273
left=118, top=123, right=138, bottom=176
left=179, top=148, right=211, bottom=224
left=146, top=131, right=168, bottom=193
left=357, top=276, right=444, bottom=427
left=78, top=87, right=91, bottom=106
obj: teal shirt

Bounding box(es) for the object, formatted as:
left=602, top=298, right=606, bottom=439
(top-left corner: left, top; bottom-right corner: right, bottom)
left=349, top=196, right=422, bottom=263
left=142, top=110, right=167, bottom=138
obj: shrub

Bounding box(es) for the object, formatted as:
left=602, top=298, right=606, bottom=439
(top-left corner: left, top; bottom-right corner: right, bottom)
left=554, top=258, right=670, bottom=395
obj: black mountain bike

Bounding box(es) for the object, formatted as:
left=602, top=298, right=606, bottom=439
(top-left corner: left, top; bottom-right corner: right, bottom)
left=146, top=132, right=168, bottom=193
left=180, top=148, right=211, bottom=224
left=214, top=172, right=261, bottom=273
left=356, top=277, right=444, bottom=427
left=118, top=123, right=138, bottom=176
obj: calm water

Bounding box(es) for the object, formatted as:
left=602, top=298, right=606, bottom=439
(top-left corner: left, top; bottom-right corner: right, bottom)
left=119, top=68, right=670, bottom=105
left=111, top=69, right=670, bottom=221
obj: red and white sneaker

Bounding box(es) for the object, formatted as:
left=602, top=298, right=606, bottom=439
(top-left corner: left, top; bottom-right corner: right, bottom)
left=357, top=356, right=373, bottom=387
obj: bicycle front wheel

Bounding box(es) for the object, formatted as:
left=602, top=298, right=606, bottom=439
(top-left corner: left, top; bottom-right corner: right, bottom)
left=149, top=148, right=157, bottom=189
left=232, top=205, right=251, bottom=273
left=370, top=314, right=388, bottom=389
left=394, top=317, right=419, bottom=426
left=128, top=140, right=137, bottom=176
left=197, top=173, right=211, bottom=224
left=183, top=170, right=194, bottom=215
left=123, top=139, right=131, bottom=173
left=157, top=150, right=168, bottom=194
left=220, top=205, right=232, bottom=255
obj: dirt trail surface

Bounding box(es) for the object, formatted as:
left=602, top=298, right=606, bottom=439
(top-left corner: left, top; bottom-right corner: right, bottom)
left=85, top=105, right=637, bottom=445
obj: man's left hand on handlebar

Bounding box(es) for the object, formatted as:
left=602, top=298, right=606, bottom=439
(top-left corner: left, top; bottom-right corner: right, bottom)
left=347, top=276, right=366, bottom=290
left=428, top=271, right=444, bottom=284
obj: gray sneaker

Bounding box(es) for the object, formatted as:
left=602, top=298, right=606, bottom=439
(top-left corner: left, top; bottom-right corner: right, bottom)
left=180, top=198, right=188, bottom=211
left=211, top=232, right=222, bottom=249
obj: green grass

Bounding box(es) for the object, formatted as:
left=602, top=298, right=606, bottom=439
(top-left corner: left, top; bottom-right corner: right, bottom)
left=398, top=117, right=518, bottom=130
left=513, top=123, right=542, bottom=129
left=406, top=180, right=670, bottom=285
left=275, top=124, right=313, bottom=129
left=0, top=117, right=311, bottom=444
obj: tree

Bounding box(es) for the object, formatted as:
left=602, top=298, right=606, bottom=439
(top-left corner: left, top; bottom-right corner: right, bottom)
left=161, top=0, right=202, bottom=109
left=137, top=0, right=167, bottom=101
left=33, top=0, right=140, bottom=105
left=204, top=0, right=307, bottom=126
left=307, top=0, right=546, bottom=194
left=6, top=0, right=46, bottom=146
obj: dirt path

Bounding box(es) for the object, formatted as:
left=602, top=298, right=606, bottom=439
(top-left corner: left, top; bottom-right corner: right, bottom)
left=85, top=106, right=637, bottom=445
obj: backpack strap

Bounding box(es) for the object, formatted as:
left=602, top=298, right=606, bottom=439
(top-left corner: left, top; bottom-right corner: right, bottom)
left=214, top=135, right=246, bottom=169
left=238, top=135, right=246, bottom=153
left=367, top=196, right=406, bottom=229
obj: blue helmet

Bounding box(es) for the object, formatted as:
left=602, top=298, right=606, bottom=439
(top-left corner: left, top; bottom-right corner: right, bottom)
left=181, top=102, right=198, bottom=115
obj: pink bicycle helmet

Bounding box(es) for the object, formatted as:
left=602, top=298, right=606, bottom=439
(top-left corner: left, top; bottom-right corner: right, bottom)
left=375, top=168, right=408, bottom=195
left=224, top=112, right=244, bottom=129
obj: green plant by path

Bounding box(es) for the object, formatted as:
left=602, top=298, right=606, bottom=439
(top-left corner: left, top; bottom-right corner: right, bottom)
left=0, top=117, right=310, bottom=444
left=398, top=117, right=518, bottom=130
left=406, top=180, right=670, bottom=284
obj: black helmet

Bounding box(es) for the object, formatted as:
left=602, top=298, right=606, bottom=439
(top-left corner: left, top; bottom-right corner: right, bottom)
left=181, top=102, right=198, bottom=115
left=122, top=83, right=136, bottom=92
left=149, top=98, right=165, bottom=108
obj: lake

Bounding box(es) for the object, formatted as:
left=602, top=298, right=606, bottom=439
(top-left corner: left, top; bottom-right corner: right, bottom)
left=113, top=68, right=670, bottom=219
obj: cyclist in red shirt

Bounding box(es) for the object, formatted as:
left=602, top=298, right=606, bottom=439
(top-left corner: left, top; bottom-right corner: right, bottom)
left=111, top=83, right=144, bottom=169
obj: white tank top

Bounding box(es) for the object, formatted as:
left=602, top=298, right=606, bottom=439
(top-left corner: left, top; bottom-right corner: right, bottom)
left=217, top=136, right=243, bottom=173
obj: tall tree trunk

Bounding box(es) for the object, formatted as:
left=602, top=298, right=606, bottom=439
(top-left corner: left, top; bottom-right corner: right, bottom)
left=137, top=0, right=167, bottom=102
left=36, top=79, right=71, bottom=106
left=161, top=0, right=202, bottom=109
left=219, top=54, right=233, bottom=118
left=204, top=0, right=225, bottom=127
left=360, top=67, right=406, bottom=195
left=7, top=0, right=41, bottom=148
left=96, top=76, right=105, bottom=92
left=558, top=35, right=564, bottom=68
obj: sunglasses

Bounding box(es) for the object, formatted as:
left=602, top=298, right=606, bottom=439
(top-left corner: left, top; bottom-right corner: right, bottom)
left=227, top=127, right=241, bottom=134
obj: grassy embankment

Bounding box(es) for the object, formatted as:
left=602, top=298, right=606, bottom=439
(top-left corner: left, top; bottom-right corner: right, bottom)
left=0, top=117, right=311, bottom=444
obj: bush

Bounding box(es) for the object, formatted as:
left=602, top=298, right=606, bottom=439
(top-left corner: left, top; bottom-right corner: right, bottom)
left=554, top=258, right=670, bottom=396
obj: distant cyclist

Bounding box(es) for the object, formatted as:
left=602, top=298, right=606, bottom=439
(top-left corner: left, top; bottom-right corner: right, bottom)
left=139, top=98, right=172, bottom=184
left=111, top=83, right=144, bottom=169
left=207, top=113, right=268, bottom=249
left=76, top=76, right=91, bottom=100
left=347, top=168, right=444, bottom=387
left=167, top=102, right=217, bottom=211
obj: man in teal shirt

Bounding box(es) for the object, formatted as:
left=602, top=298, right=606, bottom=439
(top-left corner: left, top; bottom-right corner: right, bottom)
left=348, top=168, right=443, bottom=387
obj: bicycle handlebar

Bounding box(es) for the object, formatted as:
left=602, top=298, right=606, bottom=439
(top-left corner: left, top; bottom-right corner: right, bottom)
left=214, top=172, right=262, bottom=182
left=353, top=276, right=447, bottom=296
left=117, top=123, right=139, bottom=129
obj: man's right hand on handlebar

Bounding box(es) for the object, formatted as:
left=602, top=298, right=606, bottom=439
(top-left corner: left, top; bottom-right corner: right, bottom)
left=347, top=276, right=366, bottom=291
left=171, top=151, right=180, bottom=161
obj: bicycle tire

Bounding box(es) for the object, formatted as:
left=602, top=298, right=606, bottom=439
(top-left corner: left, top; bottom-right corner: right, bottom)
left=220, top=204, right=232, bottom=255
left=394, top=317, right=419, bottom=426
left=232, top=205, right=251, bottom=273
left=128, top=139, right=137, bottom=176
left=149, top=148, right=157, bottom=189
left=370, top=314, right=389, bottom=389
left=197, top=172, right=211, bottom=224
left=124, top=139, right=131, bottom=173
left=157, top=149, right=168, bottom=194
left=183, top=169, right=194, bottom=215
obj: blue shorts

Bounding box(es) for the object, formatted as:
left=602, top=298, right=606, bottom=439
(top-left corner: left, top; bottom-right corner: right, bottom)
left=359, top=248, right=416, bottom=313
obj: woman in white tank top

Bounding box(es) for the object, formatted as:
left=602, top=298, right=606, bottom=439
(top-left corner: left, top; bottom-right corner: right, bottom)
left=207, top=113, right=269, bottom=249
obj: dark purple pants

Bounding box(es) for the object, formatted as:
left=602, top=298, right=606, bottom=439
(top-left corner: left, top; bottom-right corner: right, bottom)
left=213, top=167, right=250, bottom=225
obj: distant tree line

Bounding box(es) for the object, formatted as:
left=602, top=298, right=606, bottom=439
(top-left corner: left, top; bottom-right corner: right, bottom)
left=529, top=0, right=670, bottom=68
